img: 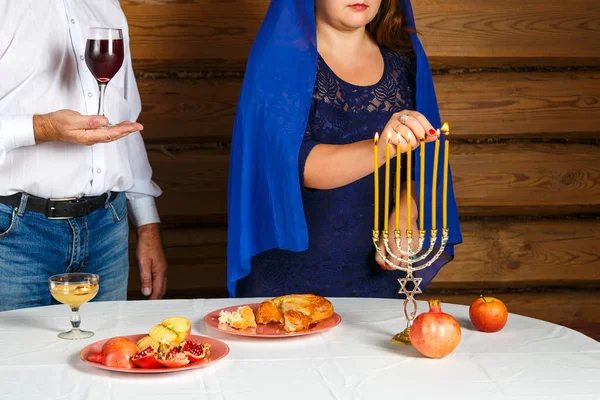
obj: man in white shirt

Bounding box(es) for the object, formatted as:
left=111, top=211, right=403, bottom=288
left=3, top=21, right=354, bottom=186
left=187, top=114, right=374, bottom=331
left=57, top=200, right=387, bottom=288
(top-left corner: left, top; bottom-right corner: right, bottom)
left=0, top=0, right=167, bottom=311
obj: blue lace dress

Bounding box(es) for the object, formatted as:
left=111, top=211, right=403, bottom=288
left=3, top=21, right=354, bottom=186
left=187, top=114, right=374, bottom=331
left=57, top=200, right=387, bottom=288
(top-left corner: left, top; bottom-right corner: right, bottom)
left=236, top=47, right=423, bottom=298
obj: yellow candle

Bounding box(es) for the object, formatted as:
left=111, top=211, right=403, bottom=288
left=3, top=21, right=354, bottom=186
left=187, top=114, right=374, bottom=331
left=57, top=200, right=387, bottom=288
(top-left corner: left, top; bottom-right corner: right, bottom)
left=406, top=140, right=412, bottom=229
left=374, top=133, right=379, bottom=231
left=442, top=123, right=450, bottom=230
left=431, top=136, right=440, bottom=231
left=419, top=140, right=425, bottom=231
left=395, top=132, right=401, bottom=230
left=384, top=132, right=391, bottom=232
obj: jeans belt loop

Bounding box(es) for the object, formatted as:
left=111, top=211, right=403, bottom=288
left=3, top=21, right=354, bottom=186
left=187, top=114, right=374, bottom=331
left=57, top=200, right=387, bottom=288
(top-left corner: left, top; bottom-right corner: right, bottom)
left=17, top=193, right=29, bottom=217
left=104, top=191, right=113, bottom=208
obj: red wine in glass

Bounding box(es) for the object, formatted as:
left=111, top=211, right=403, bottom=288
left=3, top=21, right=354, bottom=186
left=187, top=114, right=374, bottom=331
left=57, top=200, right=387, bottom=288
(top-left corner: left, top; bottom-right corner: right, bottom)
left=85, top=28, right=124, bottom=125
left=85, top=39, right=124, bottom=83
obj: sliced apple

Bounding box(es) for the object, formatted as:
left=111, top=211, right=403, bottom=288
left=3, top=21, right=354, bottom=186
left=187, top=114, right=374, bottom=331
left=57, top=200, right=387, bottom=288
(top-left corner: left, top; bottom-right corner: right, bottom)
left=136, top=335, right=160, bottom=352
left=161, top=316, right=191, bottom=344
left=149, top=324, right=179, bottom=346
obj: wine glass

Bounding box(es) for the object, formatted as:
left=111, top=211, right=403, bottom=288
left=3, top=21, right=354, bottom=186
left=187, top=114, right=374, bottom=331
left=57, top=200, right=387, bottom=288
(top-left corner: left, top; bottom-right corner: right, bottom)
left=85, top=27, right=125, bottom=126
left=48, top=273, right=100, bottom=340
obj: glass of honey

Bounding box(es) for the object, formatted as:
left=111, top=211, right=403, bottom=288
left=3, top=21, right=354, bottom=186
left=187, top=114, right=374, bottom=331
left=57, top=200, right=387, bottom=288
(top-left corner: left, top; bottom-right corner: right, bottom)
left=48, top=273, right=100, bottom=340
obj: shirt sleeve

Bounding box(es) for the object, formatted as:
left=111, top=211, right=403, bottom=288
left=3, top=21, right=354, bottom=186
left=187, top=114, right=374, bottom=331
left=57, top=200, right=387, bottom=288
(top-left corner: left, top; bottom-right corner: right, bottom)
left=298, top=129, right=321, bottom=190
left=0, top=115, right=36, bottom=165
left=121, top=25, right=163, bottom=227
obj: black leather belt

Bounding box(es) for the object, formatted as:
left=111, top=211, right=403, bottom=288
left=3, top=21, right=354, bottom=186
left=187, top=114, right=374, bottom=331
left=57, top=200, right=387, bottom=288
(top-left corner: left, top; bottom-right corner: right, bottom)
left=0, top=192, right=119, bottom=219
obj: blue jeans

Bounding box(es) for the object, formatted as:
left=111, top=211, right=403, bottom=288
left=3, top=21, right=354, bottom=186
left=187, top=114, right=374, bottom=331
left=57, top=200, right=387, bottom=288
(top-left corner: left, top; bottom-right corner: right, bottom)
left=0, top=192, right=129, bottom=312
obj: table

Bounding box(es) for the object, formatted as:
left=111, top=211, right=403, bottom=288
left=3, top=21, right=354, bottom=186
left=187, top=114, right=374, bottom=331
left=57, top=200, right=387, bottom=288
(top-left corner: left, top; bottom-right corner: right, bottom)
left=0, top=298, right=598, bottom=400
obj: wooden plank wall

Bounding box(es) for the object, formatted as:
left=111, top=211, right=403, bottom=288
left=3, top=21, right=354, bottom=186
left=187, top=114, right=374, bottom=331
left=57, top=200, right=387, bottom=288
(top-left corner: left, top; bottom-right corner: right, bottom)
left=121, top=0, right=600, bottom=341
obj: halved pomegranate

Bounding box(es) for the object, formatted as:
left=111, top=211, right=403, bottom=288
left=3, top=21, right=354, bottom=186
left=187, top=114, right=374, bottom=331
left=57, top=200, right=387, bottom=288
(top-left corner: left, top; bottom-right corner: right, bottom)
left=181, top=341, right=210, bottom=363
left=132, top=346, right=162, bottom=369
left=157, top=347, right=190, bottom=368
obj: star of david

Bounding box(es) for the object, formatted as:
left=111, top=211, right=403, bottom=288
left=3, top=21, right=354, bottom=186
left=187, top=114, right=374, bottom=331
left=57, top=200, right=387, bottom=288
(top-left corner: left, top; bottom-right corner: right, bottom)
left=397, top=276, right=423, bottom=297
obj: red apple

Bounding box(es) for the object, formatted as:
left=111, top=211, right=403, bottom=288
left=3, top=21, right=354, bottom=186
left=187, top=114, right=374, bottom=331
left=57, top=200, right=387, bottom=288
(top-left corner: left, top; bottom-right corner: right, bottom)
left=469, top=296, right=508, bottom=332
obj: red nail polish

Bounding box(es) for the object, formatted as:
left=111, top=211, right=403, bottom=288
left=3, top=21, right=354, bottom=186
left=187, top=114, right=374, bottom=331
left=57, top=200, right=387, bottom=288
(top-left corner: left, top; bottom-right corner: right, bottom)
left=429, top=129, right=436, bottom=136
left=380, top=264, right=386, bottom=270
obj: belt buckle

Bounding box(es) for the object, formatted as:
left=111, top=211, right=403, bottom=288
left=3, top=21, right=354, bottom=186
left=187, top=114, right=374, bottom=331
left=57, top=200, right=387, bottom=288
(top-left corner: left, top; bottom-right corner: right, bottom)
left=46, top=197, right=79, bottom=220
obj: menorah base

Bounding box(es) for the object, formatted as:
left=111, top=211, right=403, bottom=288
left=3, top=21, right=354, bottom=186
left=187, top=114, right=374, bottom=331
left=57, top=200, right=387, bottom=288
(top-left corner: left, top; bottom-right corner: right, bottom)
left=391, top=327, right=412, bottom=346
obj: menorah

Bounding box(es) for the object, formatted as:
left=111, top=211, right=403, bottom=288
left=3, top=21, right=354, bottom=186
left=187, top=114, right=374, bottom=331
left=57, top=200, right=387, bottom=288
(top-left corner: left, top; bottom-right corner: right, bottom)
left=372, top=122, right=451, bottom=345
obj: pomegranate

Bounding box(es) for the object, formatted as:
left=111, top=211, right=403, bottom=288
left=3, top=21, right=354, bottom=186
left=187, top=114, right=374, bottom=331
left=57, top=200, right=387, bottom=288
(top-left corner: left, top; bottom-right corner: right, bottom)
left=158, top=347, right=190, bottom=368
left=132, top=346, right=162, bottom=369
left=88, top=337, right=140, bottom=368
left=409, top=299, right=461, bottom=359
left=181, top=341, right=210, bottom=363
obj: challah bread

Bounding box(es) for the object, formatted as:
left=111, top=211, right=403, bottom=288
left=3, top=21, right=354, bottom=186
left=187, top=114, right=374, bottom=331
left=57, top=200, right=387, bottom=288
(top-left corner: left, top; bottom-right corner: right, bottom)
left=255, top=299, right=284, bottom=324
left=218, top=305, right=257, bottom=329
left=258, top=294, right=334, bottom=332
left=283, top=310, right=311, bottom=332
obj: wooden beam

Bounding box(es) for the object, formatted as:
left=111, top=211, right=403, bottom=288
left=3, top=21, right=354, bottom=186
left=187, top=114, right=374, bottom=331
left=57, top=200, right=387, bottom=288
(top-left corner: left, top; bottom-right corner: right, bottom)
left=436, top=72, right=600, bottom=139
left=451, top=143, right=600, bottom=216
left=136, top=71, right=600, bottom=144
left=121, top=0, right=600, bottom=72
left=127, top=218, right=600, bottom=295
left=144, top=143, right=600, bottom=224
left=431, top=219, right=600, bottom=289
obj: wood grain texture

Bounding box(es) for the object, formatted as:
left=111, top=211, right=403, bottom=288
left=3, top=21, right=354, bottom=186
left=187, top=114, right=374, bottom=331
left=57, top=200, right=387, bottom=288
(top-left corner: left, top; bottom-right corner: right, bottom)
left=420, top=291, right=600, bottom=341
left=436, top=72, right=600, bottom=139
left=128, top=226, right=227, bottom=298
left=414, top=0, right=600, bottom=69
left=126, top=218, right=600, bottom=296
left=146, top=143, right=600, bottom=225
left=137, top=78, right=240, bottom=144
left=150, top=148, right=230, bottom=225
left=121, top=0, right=600, bottom=72
left=451, top=143, right=600, bottom=216
left=431, top=219, right=600, bottom=289
left=121, top=0, right=269, bottom=73
left=136, top=72, right=600, bottom=144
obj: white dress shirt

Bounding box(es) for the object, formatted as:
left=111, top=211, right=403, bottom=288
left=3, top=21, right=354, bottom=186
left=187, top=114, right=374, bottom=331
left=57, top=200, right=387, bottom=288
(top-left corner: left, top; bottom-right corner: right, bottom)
left=0, top=0, right=161, bottom=227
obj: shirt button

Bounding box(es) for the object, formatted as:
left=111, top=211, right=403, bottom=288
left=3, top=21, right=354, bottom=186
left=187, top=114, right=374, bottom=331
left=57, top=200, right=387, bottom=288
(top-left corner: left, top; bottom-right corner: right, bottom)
left=96, top=168, right=102, bottom=174
left=88, top=92, right=93, bottom=98
left=70, top=19, right=75, bottom=24
left=80, top=55, right=84, bottom=61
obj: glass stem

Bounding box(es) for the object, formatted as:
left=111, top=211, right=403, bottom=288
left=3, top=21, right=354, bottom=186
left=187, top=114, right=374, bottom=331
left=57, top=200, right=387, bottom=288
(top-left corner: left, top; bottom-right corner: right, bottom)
left=70, top=307, right=82, bottom=330
left=97, top=83, right=107, bottom=117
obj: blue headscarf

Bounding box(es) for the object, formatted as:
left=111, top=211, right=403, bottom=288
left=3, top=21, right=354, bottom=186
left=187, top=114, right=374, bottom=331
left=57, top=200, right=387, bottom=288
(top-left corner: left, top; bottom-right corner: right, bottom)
left=227, top=0, right=462, bottom=297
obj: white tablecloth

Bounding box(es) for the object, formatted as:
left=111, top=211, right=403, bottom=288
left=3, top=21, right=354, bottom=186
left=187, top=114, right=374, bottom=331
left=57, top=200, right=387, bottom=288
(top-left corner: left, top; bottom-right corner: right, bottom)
left=0, top=298, right=598, bottom=400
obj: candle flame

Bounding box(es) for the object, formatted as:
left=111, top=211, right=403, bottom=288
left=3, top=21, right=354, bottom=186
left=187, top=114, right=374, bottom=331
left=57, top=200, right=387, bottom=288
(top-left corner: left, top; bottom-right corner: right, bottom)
left=386, top=130, right=392, bottom=142
left=441, top=122, right=450, bottom=135
left=374, top=132, right=379, bottom=144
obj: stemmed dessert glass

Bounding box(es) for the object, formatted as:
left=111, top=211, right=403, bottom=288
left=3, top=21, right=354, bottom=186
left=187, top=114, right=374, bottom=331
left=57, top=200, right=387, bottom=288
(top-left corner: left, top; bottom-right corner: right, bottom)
left=85, top=27, right=125, bottom=126
left=48, top=273, right=100, bottom=340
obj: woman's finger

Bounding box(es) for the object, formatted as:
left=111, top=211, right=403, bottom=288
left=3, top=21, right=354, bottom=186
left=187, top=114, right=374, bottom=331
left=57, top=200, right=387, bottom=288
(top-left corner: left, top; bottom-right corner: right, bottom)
left=399, top=126, right=418, bottom=149
left=398, top=113, right=426, bottom=141
left=407, top=111, right=438, bottom=142
left=388, top=125, right=410, bottom=153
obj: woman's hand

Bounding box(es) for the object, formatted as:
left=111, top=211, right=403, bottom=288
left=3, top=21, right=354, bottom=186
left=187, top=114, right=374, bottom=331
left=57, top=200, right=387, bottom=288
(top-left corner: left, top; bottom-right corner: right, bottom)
left=377, top=111, right=439, bottom=161
left=375, top=184, right=419, bottom=270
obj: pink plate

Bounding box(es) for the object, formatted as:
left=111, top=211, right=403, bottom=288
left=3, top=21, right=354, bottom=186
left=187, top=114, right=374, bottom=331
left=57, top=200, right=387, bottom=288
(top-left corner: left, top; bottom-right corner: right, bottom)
left=79, top=334, right=229, bottom=373
left=204, top=303, right=342, bottom=338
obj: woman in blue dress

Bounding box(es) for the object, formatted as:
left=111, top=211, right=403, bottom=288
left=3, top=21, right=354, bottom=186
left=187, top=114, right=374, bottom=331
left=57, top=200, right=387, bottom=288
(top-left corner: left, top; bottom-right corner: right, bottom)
left=227, top=0, right=462, bottom=298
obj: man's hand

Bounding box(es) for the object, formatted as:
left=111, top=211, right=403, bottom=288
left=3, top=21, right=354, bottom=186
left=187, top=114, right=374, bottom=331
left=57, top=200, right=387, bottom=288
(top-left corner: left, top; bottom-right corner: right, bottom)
left=136, top=223, right=168, bottom=299
left=33, top=110, right=143, bottom=146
